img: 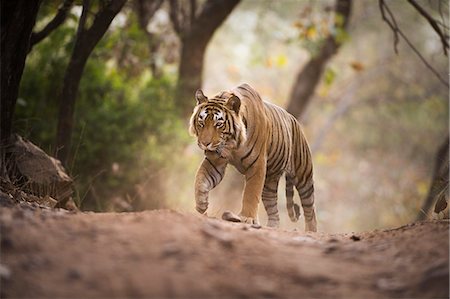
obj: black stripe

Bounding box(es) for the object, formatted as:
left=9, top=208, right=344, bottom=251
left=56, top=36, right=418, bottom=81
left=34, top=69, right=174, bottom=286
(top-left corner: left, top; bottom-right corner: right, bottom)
left=298, top=166, right=313, bottom=191
left=302, top=201, right=314, bottom=208
left=205, top=157, right=221, bottom=177
left=264, top=201, right=277, bottom=209
left=263, top=185, right=277, bottom=194
left=246, top=155, right=259, bottom=171
left=240, top=137, right=258, bottom=163
left=208, top=168, right=218, bottom=186
left=299, top=185, right=314, bottom=199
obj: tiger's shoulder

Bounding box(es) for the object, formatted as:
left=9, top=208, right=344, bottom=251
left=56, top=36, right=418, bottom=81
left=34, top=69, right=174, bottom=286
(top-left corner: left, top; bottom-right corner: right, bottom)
left=232, top=83, right=264, bottom=106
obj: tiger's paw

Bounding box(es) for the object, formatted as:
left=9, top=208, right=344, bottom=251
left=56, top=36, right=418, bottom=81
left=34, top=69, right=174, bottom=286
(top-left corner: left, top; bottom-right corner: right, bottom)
left=305, top=220, right=317, bottom=232
left=239, top=213, right=259, bottom=225
left=267, top=218, right=280, bottom=228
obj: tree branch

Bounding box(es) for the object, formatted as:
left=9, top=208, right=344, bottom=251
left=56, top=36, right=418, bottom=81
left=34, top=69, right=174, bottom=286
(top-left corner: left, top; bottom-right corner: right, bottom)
left=379, top=0, right=399, bottom=54
left=83, top=0, right=127, bottom=53
left=28, top=0, right=74, bottom=52
left=379, top=0, right=449, bottom=87
left=135, top=0, right=163, bottom=30
left=189, top=0, right=196, bottom=27
left=407, top=0, right=449, bottom=55
left=169, top=0, right=182, bottom=36
left=189, top=0, right=240, bottom=41
left=77, top=0, right=90, bottom=37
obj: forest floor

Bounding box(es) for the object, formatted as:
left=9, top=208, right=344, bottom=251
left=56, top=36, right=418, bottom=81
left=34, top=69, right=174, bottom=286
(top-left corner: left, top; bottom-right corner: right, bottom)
left=1, top=201, right=449, bottom=298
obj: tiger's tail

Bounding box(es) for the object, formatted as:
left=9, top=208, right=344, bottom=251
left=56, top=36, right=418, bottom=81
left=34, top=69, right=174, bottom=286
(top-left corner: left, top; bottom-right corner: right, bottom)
left=286, top=174, right=300, bottom=222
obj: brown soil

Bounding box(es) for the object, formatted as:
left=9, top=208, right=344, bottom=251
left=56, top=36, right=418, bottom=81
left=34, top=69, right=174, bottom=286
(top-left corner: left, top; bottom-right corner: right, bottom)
left=1, top=203, right=448, bottom=298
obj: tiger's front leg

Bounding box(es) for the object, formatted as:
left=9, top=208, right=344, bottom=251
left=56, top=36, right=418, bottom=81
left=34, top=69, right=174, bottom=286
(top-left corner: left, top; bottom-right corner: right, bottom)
left=194, top=152, right=228, bottom=214
left=239, top=157, right=267, bottom=224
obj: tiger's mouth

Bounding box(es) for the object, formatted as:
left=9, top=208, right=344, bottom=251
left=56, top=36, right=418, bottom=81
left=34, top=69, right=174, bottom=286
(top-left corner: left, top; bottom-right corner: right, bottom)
left=200, top=142, right=226, bottom=157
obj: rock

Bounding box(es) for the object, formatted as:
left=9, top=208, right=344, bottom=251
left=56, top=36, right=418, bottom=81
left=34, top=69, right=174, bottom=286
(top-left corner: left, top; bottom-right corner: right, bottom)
left=6, top=135, right=73, bottom=207
left=0, top=264, right=11, bottom=280
left=376, top=277, right=406, bottom=292
left=323, top=244, right=337, bottom=254
left=67, top=268, right=82, bottom=280
left=222, top=210, right=241, bottom=223
left=251, top=223, right=262, bottom=229
left=350, top=235, right=361, bottom=241
left=201, top=223, right=234, bottom=248
left=161, top=243, right=181, bottom=258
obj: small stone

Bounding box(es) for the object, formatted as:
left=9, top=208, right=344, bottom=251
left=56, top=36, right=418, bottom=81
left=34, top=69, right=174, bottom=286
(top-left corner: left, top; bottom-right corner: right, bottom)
left=323, top=244, right=337, bottom=254
left=201, top=223, right=234, bottom=248
left=350, top=235, right=361, bottom=241
left=67, top=268, right=81, bottom=280
left=251, top=223, right=262, bottom=229
left=161, top=243, right=181, bottom=258
left=1, top=237, right=13, bottom=250
left=222, top=211, right=241, bottom=223
left=0, top=264, right=11, bottom=280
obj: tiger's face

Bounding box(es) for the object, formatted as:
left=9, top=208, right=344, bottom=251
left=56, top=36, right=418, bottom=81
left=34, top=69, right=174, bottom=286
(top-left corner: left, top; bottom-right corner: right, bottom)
left=189, top=89, right=246, bottom=158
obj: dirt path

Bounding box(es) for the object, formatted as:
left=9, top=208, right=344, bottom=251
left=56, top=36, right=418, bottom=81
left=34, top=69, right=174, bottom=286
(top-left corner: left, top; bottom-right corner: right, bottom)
left=1, top=203, right=448, bottom=298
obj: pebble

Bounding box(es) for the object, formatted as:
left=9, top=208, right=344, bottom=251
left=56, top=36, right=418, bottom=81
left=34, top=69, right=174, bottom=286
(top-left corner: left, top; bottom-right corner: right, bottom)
left=0, top=264, right=11, bottom=280
left=67, top=268, right=82, bottom=280
left=221, top=211, right=241, bottom=223
left=201, top=223, right=234, bottom=249
left=161, top=243, right=181, bottom=258
left=350, top=235, right=361, bottom=241
left=251, top=223, right=262, bottom=229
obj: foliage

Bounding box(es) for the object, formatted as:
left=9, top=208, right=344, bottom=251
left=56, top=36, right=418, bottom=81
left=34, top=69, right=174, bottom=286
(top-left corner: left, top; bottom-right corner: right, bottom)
left=16, top=7, right=188, bottom=211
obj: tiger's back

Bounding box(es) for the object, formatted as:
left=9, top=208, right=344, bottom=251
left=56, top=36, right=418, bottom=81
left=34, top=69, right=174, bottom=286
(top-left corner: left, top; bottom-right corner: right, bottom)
left=230, top=84, right=316, bottom=229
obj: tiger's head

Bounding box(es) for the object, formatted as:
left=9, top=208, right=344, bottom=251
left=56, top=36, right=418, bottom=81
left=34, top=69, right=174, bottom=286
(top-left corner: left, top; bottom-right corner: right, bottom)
left=189, top=89, right=247, bottom=158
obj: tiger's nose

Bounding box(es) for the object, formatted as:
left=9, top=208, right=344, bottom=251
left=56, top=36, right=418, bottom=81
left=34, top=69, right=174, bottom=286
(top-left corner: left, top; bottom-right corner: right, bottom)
left=198, top=142, right=211, bottom=150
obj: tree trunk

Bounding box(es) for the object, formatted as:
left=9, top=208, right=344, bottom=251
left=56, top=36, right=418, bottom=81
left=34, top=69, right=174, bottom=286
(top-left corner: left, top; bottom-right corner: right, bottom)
left=55, top=0, right=126, bottom=166
left=177, top=38, right=208, bottom=116
left=417, top=136, right=449, bottom=220
left=286, top=0, right=352, bottom=119
left=0, top=0, right=41, bottom=176
left=170, top=0, right=240, bottom=118
left=55, top=42, right=90, bottom=166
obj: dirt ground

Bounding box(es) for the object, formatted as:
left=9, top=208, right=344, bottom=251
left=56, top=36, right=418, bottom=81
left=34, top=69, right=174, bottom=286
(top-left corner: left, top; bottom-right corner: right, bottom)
left=0, top=202, right=448, bottom=299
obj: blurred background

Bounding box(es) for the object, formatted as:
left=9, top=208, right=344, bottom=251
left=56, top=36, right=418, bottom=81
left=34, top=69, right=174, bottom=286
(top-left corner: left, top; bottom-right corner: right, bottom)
left=13, top=0, right=448, bottom=232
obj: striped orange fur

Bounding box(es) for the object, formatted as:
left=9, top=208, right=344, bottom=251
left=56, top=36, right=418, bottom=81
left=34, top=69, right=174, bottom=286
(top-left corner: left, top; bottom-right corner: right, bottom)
left=189, top=84, right=317, bottom=232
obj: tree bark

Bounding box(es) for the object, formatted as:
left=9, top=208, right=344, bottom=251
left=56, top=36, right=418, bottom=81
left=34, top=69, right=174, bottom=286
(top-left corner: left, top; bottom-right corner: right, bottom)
left=286, top=0, right=352, bottom=119
left=28, top=0, right=74, bottom=53
left=417, top=136, right=449, bottom=220
left=177, top=36, right=209, bottom=116
left=169, top=0, right=240, bottom=117
left=55, top=0, right=127, bottom=166
left=0, top=0, right=41, bottom=176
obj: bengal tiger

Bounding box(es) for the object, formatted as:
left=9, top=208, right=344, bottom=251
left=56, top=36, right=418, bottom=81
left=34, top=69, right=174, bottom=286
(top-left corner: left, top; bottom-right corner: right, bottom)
left=189, top=83, right=317, bottom=232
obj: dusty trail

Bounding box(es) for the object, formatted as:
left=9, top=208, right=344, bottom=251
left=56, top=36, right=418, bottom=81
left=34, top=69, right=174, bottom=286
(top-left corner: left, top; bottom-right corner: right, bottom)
left=1, top=203, right=448, bottom=298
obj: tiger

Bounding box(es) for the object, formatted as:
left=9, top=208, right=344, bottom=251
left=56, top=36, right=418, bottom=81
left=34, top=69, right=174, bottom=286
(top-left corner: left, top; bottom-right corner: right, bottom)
left=189, top=83, right=317, bottom=232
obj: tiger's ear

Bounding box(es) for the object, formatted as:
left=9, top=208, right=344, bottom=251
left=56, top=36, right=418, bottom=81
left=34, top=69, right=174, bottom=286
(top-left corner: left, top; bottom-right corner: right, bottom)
left=226, top=94, right=241, bottom=114
left=195, top=89, right=208, bottom=104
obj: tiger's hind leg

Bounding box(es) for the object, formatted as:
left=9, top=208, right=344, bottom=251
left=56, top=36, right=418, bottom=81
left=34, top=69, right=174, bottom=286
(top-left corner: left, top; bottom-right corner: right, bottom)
left=295, top=171, right=317, bottom=232
left=286, top=174, right=300, bottom=222
left=262, top=174, right=282, bottom=228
